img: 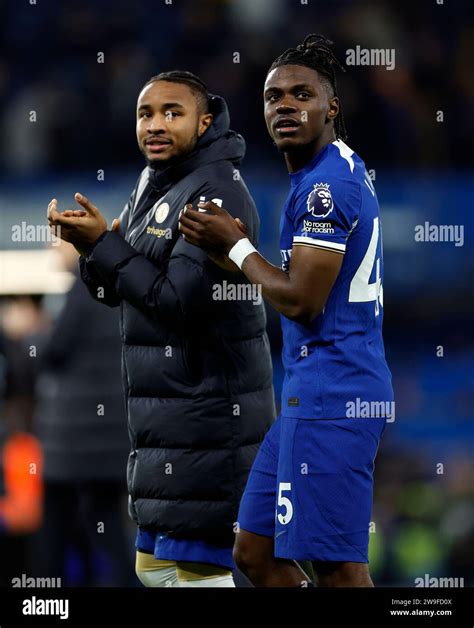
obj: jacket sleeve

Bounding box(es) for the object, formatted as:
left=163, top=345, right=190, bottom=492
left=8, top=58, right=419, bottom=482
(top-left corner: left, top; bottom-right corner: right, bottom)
left=79, top=200, right=131, bottom=308
left=83, top=182, right=256, bottom=328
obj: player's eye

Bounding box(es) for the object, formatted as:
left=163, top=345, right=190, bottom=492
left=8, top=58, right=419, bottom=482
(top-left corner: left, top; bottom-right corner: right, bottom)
left=139, top=111, right=151, bottom=118
left=266, top=93, right=279, bottom=102
left=165, top=111, right=181, bottom=119
left=296, top=91, right=311, bottom=99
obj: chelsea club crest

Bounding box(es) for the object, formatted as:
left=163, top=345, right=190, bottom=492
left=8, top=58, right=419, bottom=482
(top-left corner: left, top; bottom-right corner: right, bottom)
left=306, top=183, right=334, bottom=219
left=154, top=202, right=170, bottom=223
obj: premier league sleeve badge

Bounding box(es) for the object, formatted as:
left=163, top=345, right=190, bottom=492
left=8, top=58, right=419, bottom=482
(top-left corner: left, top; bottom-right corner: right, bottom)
left=306, top=183, right=334, bottom=219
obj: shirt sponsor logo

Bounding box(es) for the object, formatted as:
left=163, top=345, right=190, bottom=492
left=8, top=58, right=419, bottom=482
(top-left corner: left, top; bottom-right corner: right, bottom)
left=147, top=226, right=172, bottom=239
left=307, top=182, right=334, bottom=219
left=302, top=220, right=335, bottom=234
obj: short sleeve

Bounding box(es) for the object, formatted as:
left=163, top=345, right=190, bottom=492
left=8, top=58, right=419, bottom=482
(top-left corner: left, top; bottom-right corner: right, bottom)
left=291, top=177, right=361, bottom=254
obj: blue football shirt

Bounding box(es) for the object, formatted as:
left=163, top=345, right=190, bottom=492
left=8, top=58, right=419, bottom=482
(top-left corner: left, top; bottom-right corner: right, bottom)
left=279, top=140, right=393, bottom=419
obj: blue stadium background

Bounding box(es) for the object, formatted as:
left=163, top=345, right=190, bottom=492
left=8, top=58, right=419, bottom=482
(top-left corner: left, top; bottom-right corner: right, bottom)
left=0, top=0, right=472, bottom=586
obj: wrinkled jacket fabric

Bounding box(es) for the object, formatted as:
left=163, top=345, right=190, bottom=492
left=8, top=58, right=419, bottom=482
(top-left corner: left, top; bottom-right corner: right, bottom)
left=80, top=95, right=275, bottom=545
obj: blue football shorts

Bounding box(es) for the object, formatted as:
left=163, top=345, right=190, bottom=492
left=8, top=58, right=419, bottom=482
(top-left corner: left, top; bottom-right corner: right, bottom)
left=237, top=414, right=386, bottom=562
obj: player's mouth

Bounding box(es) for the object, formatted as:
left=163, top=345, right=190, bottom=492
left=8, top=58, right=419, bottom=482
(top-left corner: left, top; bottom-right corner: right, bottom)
left=145, top=137, right=172, bottom=153
left=273, top=117, right=301, bottom=135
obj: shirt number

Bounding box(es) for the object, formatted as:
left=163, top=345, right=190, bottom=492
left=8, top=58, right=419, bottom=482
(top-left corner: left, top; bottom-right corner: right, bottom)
left=349, top=217, right=383, bottom=316
left=277, top=482, right=293, bottom=525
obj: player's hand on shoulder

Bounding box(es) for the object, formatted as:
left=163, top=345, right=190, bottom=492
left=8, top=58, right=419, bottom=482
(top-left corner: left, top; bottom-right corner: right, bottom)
left=178, top=200, right=247, bottom=253
left=207, top=217, right=248, bottom=272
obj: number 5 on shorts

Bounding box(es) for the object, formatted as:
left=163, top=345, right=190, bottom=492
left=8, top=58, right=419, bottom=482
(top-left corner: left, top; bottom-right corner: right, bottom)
left=277, top=482, right=293, bottom=525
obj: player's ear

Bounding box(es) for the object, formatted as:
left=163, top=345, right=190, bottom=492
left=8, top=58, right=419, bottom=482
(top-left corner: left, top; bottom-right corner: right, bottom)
left=198, top=113, right=213, bottom=137
left=326, top=96, right=339, bottom=122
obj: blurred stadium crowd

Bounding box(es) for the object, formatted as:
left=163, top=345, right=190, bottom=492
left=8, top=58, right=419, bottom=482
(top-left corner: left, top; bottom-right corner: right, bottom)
left=0, top=0, right=472, bottom=586
left=1, top=0, right=473, bottom=172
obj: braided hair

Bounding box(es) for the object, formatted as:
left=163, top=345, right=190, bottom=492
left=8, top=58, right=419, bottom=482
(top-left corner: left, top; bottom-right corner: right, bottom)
left=268, top=34, right=347, bottom=141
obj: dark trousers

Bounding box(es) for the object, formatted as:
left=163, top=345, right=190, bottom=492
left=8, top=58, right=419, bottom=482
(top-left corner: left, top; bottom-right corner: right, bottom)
left=36, top=479, right=135, bottom=586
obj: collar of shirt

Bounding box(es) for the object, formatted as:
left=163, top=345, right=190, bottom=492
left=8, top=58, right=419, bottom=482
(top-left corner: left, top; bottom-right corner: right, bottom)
left=288, top=142, right=332, bottom=188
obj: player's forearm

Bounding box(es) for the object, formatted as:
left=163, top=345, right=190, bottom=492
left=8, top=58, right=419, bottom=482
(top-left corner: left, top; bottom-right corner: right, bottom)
left=86, top=232, right=215, bottom=327
left=241, top=253, right=320, bottom=322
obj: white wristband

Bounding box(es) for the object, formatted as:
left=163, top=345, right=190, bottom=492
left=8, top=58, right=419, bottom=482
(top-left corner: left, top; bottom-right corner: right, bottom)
left=228, top=238, right=257, bottom=270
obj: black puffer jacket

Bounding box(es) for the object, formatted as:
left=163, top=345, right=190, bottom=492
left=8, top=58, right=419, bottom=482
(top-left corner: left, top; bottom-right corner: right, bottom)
left=80, top=95, right=275, bottom=546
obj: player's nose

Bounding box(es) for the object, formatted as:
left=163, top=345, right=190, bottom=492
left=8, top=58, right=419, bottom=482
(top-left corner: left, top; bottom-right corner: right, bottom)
left=146, top=114, right=167, bottom=133
left=276, top=96, right=297, bottom=113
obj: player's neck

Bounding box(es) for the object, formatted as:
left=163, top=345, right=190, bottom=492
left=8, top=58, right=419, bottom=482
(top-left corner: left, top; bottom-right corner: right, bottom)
left=284, top=130, right=336, bottom=174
